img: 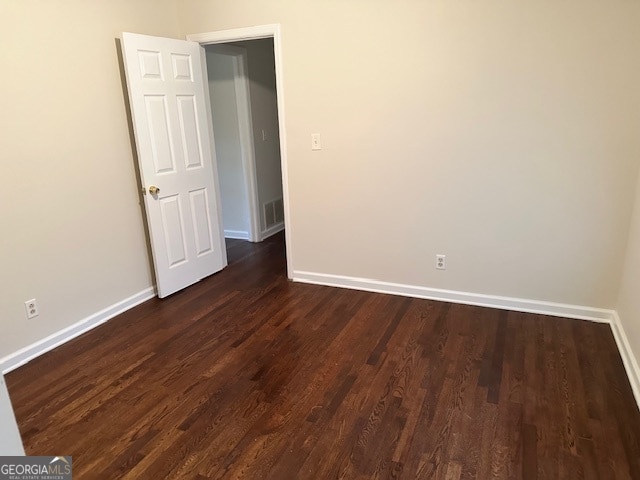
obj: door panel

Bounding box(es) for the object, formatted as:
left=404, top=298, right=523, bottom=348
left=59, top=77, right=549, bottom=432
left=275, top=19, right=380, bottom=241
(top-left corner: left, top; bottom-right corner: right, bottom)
left=122, top=32, right=226, bottom=297
left=172, top=54, right=193, bottom=80
left=138, top=50, right=163, bottom=79
left=159, top=195, right=188, bottom=268
left=145, top=95, right=176, bottom=173
left=189, top=188, right=215, bottom=256
left=176, top=95, right=205, bottom=169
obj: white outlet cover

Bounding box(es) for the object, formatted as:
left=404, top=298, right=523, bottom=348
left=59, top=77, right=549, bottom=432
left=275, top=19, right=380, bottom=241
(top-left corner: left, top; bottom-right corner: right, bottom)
left=24, top=299, right=39, bottom=319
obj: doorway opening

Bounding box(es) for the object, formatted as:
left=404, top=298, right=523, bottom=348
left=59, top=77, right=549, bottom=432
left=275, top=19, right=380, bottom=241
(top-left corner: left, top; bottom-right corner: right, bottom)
left=205, top=40, right=283, bottom=245
left=189, top=26, right=291, bottom=275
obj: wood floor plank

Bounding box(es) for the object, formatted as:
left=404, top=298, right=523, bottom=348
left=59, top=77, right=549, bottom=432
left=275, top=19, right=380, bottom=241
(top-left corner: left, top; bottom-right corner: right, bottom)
left=6, top=232, right=640, bottom=479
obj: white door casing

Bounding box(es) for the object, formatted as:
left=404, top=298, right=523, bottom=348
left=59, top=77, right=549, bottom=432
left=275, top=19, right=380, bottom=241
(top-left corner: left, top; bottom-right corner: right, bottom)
left=0, top=375, right=24, bottom=455
left=121, top=32, right=226, bottom=298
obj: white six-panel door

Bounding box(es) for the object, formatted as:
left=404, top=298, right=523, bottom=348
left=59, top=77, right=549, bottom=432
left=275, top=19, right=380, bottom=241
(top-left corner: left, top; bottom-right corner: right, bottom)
left=121, top=32, right=226, bottom=298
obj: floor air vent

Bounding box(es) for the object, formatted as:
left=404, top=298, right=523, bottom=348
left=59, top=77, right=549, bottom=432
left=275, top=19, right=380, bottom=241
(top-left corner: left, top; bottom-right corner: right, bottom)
left=264, top=198, right=284, bottom=228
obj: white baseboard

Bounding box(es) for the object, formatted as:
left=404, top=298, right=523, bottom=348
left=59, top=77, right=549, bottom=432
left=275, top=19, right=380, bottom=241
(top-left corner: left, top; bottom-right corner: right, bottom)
left=610, top=312, right=640, bottom=409
left=224, top=230, right=250, bottom=240
left=261, top=222, right=284, bottom=241
left=0, top=287, right=156, bottom=374
left=4, top=268, right=638, bottom=412
left=292, top=271, right=614, bottom=323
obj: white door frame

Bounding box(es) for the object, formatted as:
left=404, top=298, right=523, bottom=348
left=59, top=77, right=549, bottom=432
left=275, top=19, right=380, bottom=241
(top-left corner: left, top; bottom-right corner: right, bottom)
left=188, top=24, right=292, bottom=278
left=0, top=375, right=24, bottom=455
left=206, top=44, right=261, bottom=243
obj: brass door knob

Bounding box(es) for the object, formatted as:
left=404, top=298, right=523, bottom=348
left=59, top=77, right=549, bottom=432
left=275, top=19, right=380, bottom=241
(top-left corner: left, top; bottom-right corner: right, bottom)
left=148, top=185, right=160, bottom=195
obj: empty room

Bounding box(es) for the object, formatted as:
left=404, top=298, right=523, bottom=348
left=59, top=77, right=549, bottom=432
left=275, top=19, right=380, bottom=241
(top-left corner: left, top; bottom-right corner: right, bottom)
left=1, top=1, right=640, bottom=478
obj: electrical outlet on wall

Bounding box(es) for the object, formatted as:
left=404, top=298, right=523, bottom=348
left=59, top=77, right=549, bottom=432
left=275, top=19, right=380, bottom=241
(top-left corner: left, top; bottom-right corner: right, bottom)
left=24, top=299, right=39, bottom=319
left=436, top=254, right=446, bottom=270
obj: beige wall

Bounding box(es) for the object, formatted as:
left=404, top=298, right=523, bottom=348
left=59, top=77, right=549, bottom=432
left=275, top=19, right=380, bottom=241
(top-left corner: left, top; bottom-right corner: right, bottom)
left=0, top=1, right=180, bottom=359
left=618, top=170, right=640, bottom=368
left=2, top=1, right=640, bottom=365
left=179, top=0, right=640, bottom=307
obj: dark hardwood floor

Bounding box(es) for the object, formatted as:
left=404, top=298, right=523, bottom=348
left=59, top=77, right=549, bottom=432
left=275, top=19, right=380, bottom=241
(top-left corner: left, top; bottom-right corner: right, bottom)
left=7, top=232, right=640, bottom=479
